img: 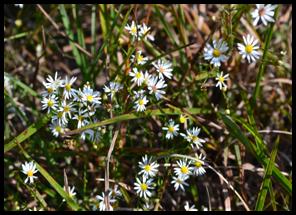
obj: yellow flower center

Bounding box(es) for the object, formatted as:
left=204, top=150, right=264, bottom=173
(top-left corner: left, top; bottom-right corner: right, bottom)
left=65, top=84, right=71, bottom=91
left=213, top=48, right=221, bottom=57
left=195, top=161, right=202, bottom=168
left=181, top=166, right=189, bottom=174
left=136, top=72, right=142, bottom=79
left=57, top=111, right=63, bottom=118
left=218, top=76, right=225, bottom=83
left=138, top=99, right=144, bottom=105
left=245, top=45, right=253, bottom=54
left=144, top=165, right=151, bottom=172
left=47, top=87, right=53, bottom=94
left=27, top=170, right=33, bottom=177
left=137, top=54, right=144, bottom=63
left=86, top=95, right=93, bottom=102
left=140, top=183, right=148, bottom=191
left=168, top=126, right=175, bottom=133
left=64, top=105, right=70, bottom=112
left=192, top=135, right=199, bottom=142
left=131, top=26, right=137, bottom=34
left=47, top=100, right=54, bottom=107
left=179, top=115, right=186, bottom=124
left=55, top=126, right=62, bottom=133
left=78, top=115, right=83, bottom=121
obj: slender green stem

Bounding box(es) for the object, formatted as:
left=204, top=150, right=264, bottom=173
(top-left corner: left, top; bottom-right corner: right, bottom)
left=251, top=6, right=280, bottom=109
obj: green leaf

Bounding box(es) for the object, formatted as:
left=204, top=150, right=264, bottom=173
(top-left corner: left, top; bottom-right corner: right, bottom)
left=4, top=115, right=51, bottom=153
left=220, top=113, right=292, bottom=196
left=255, top=136, right=279, bottom=210
left=59, top=4, right=88, bottom=80
left=66, top=107, right=207, bottom=135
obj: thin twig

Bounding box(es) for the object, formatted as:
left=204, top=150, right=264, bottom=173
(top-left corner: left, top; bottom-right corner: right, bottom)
left=96, top=178, right=134, bottom=193
left=104, top=124, right=121, bottom=211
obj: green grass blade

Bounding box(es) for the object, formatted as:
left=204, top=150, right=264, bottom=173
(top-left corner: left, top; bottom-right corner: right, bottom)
left=90, top=5, right=125, bottom=81
left=4, top=31, right=32, bottom=42
left=72, top=4, right=88, bottom=79
left=4, top=115, right=51, bottom=153
left=220, top=113, right=292, bottom=195
left=5, top=72, right=39, bottom=98
left=98, top=4, right=107, bottom=39
left=16, top=143, right=81, bottom=210
left=65, top=107, right=207, bottom=135
left=58, top=5, right=88, bottom=80
left=255, top=136, right=280, bottom=210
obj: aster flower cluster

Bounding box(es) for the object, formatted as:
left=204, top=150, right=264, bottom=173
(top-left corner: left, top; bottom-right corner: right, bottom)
left=40, top=72, right=106, bottom=141
left=203, top=4, right=277, bottom=91
left=125, top=21, right=172, bottom=113
left=134, top=155, right=159, bottom=201
left=161, top=118, right=207, bottom=192
left=125, top=21, right=155, bottom=41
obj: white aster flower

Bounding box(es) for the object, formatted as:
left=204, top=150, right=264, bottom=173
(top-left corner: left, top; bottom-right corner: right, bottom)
left=28, top=207, right=43, bottom=211
left=162, top=119, right=179, bottom=139
left=131, top=50, right=148, bottom=65
left=60, top=100, right=75, bottom=120
left=129, top=68, right=145, bottom=86
left=138, top=155, right=160, bottom=178
left=143, top=71, right=152, bottom=86
left=21, top=161, right=38, bottom=184
left=181, top=127, right=205, bottom=149
left=81, top=85, right=101, bottom=105
left=215, top=72, right=229, bottom=90
left=41, top=81, right=57, bottom=97
left=110, top=184, right=122, bottom=199
left=73, top=109, right=89, bottom=129
left=237, top=34, right=262, bottom=63
left=50, top=120, right=65, bottom=137
left=103, top=81, right=123, bottom=99
left=152, top=59, right=173, bottom=79
left=134, top=176, right=154, bottom=200
left=148, top=75, right=167, bottom=100
left=204, top=39, right=229, bottom=67
left=62, top=76, right=77, bottom=100
left=133, top=90, right=146, bottom=99
left=174, top=159, right=194, bottom=177
left=43, top=71, right=64, bottom=90
left=134, top=96, right=148, bottom=112
left=95, top=192, right=115, bottom=211
left=193, top=153, right=206, bottom=176
left=184, top=201, right=198, bottom=211
left=251, top=4, right=277, bottom=26
left=81, top=128, right=100, bottom=142
left=63, top=186, right=77, bottom=202
left=14, top=4, right=24, bottom=8
left=41, top=95, right=58, bottom=113
left=52, top=110, right=68, bottom=126
left=139, top=23, right=155, bottom=41
left=125, top=21, right=139, bottom=37
left=171, top=175, right=189, bottom=191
